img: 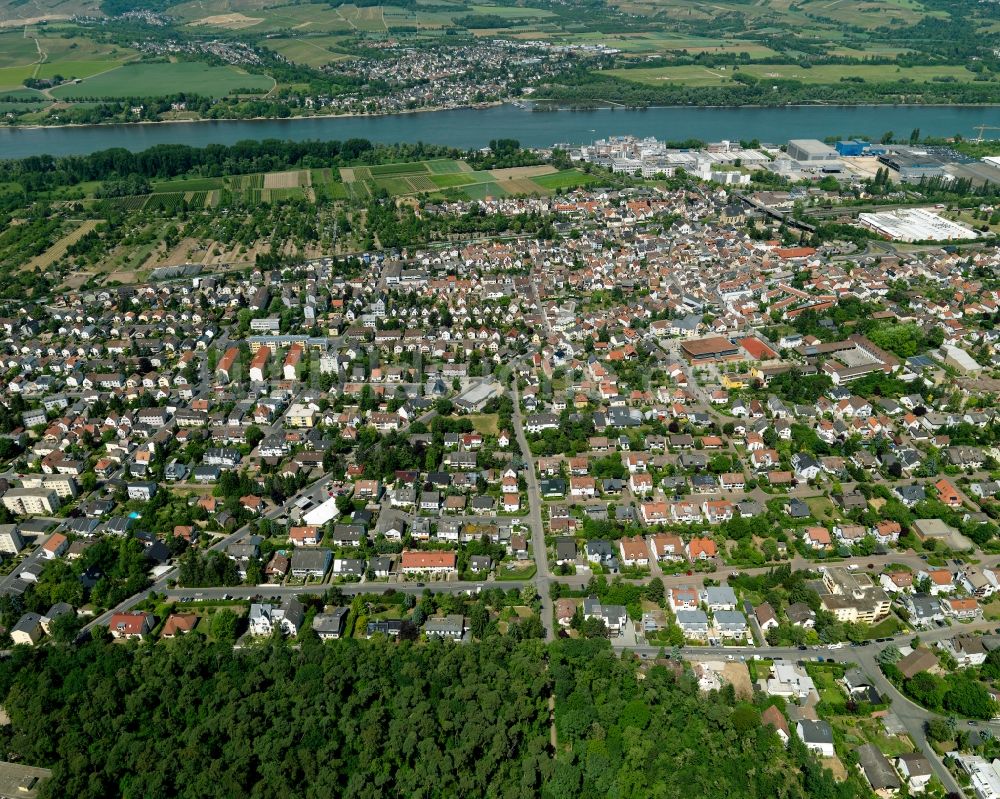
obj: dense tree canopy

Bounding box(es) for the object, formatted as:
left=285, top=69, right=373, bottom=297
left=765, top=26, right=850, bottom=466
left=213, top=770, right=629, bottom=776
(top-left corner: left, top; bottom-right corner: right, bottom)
left=0, top=636, right=868, bottom=799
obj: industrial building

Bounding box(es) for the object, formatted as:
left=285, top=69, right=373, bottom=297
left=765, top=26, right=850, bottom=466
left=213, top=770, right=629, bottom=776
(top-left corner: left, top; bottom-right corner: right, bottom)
left=786, top=139, right=839, bottom=162
left=858, top=208, right=977, bottom=243
left=876, top=148, right=947, bottom=182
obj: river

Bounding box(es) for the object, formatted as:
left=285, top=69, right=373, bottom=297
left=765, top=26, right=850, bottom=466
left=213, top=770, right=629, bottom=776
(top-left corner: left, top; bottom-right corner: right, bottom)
left=0, top=104, right=997, bottom=158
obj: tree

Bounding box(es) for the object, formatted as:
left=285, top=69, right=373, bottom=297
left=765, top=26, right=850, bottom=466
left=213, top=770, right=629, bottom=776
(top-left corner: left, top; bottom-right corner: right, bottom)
left=905, top=671, right=947, bottom=710
left=944, top=677, right=997, bottom=720
left=210, top=609, right=239, bottom=643
left=925, top=717, right=953, bottom=743
left=246, top=425, right=265, bottom=449
left=48, top=611, right=83, bottom=643
left=580, top=616, right=609, bottom=639
left=877, top=645, right=902, bottom=665
left=470, top=602, right=489, bottom=639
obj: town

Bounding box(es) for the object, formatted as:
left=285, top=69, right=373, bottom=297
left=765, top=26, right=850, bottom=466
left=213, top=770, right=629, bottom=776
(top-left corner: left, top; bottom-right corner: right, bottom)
left=0, top=129, right=999, bottom=798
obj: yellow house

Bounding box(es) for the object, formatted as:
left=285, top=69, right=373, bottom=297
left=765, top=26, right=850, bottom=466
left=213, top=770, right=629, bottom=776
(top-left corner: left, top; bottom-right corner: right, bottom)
left=721, top=374, right=746, bottom=390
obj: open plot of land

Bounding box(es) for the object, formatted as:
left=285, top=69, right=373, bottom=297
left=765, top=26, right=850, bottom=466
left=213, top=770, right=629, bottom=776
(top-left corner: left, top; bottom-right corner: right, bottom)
left=466, top=413, right=500, bottom=436
left=51, top=61, right=273, bottom=99
left=263, top=170, right=310, bottom=189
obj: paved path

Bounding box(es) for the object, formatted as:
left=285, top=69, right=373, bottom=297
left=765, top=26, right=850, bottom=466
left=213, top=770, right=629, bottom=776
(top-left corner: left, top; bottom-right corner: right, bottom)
left=512, top=380, right=554, bottom=639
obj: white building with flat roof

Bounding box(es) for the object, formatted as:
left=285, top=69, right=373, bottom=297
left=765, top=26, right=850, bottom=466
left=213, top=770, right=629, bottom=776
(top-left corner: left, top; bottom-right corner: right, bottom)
left=858, top=208, right=978, bottom=243
left=956, top=754, right=1000, bottom=799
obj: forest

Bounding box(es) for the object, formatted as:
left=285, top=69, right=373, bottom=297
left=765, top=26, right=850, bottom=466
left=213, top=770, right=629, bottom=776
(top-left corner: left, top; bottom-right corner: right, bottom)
left=0, top=634, right=870, bottom=799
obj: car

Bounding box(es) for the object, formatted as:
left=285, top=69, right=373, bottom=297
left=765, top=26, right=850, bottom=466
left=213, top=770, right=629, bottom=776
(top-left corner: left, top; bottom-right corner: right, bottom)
left=920, top=554, right=928, bottom=560
left=798, top=645, right=808, bottom=650
left=867, top=563, right=874, bottom=569
left=686, top=570, right=693, bottom=576
left=416, top=582, right=425, bottom=587
left=969, top=720, right=978, bottom=726
left=726, top=654, right=735, bottom=661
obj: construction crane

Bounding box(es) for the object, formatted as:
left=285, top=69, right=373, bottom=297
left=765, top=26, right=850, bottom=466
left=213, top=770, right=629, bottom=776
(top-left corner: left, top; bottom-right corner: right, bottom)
left=974, top=124, right=1000, bottom=143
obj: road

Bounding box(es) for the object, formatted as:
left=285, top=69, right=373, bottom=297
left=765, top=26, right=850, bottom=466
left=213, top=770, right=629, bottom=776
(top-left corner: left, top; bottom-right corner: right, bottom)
left=512, top=379, right=554, bottom=639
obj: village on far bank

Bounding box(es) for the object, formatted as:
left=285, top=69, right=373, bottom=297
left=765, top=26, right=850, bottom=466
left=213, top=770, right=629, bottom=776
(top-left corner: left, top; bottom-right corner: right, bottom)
left=3, top=129, right=1000, bottom=798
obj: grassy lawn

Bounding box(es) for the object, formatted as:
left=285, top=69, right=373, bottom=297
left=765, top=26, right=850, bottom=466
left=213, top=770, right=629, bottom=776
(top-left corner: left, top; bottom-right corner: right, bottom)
left=983, top=598, right=1000, bottom=621
left=804, top=496, right=838, bottom=521
left=497, top=564, right=536, bottom=580
left=865, top=615, right=905, bottom=639
left=467, top=413, right=500, bottom=435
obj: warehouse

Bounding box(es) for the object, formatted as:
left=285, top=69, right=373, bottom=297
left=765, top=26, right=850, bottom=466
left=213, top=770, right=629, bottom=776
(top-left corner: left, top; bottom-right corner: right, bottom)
left=681, top=336, right=740, bottom=364
left=876, top=149, right=946, bottom=182
left=858, top=208, right=977, bottom=243
left=786, top=139, right=839, bottom=162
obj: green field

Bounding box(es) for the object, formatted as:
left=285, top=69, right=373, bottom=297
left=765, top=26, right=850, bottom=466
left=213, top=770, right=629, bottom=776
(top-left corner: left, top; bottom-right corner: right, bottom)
left=430, top=174, right=475, bottom=188
left=153, top=177, right=225, bottom=193
left=463, top=181, right=507, bottom=199
left=370, top=161, right=429, bottom=176
left=608, top=63, right=979, bottom=88
left=427, top=159, right=466, bottom=174
left=532, top=169, right=600, bottom=190
left=0, top=31, right=41, bottom=69
left=263, top=36, right=352, bottom=67
left=51, top=61, right=273, bottom=99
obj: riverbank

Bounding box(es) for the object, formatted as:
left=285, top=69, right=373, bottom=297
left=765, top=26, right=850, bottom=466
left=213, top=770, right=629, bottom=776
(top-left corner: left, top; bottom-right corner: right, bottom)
left=0, top=104, right=994, bottom=159
left=7, top=100, right=507, bottom=132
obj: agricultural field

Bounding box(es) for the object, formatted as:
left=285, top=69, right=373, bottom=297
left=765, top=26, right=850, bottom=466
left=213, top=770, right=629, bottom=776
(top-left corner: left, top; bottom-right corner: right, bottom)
left=1, top=0, right=994, bottom=117
left=20, top=219, right=100, bottom=273
left=342, top=159, right=598, bottom=199
left=153, top=177, right=225, bottom=193
left=0, top=27, right=137, bottom=91
left=262, top=36, right=352, bottom=68
left=607, top=63, right=981, bottom=88
left=51, top=61, right=273, bottom=99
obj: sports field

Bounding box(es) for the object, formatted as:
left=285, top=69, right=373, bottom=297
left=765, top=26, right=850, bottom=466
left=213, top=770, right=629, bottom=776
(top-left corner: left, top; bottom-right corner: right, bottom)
left=51, top=61, right=273, bottom=99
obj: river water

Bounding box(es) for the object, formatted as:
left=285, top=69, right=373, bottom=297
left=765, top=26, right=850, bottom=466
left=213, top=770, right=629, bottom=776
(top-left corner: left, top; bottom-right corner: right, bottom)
left=0, top=104, right=997, bottom=158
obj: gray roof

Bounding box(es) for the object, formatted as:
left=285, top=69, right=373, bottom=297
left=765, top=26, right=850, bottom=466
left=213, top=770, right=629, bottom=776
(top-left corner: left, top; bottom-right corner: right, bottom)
left=291, top=548, right=332, bottom=572
left=713, top=610, right=746, bottom=628
left=856, top=743, right=900, bottom=791
left=312, top=607, right=348, bottom=635
left=798, top=719, right=834, bottom=744
left=676, top=610, right=709, bottom=626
